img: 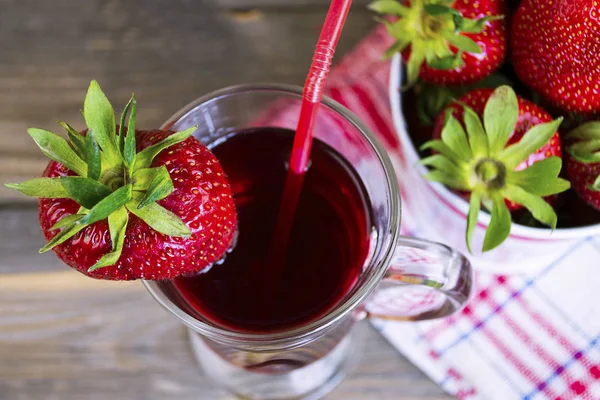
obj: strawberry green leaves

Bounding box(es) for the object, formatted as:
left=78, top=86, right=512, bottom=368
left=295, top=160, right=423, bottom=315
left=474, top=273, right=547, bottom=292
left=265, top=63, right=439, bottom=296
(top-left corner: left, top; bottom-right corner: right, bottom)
left=369, top=0, right=502, bottom=86
left=134, top=126, right=196, bottom=170
left=85, top=130, right=102, bottom=180
left=127, top=192, right=190, bottom=237
left=78, top=184, right=132, bottom=226
left=427, top=53, right=464, bottom=70
left=88, top=206, right=129, bottom=272
left=466, top=191, right=481, bottom=252
left=565, top=122, right=600, bottom=163
left=423, top=5, right=465, bottom=35
left=564, top=123, right=600, bottom=210
left=461, top=15, right=503, bottom=34
left=420, top=155, right=467, bottom=183
left=424, top=4, right=460, bottom=16
left=5, top=176, right=112, bottom=208
left=500, top=118, right=563, bottom=169
left=367, top=0, right=409, bottom=15
left=567, top=121, right=600, bottom=141
left=484, top=86, right=518, bottom=155
left=6, top=80, right=196, bottom=271
left=132, top=167, right=162, bottom=190
left=483, top=192, right=511, bottom=252
left=5, top=178, right=69, bottom=198
left=508, top=157, right=570, bottom=196
left=136, top=167, right=173, bottom=209
left=567, top=140, right=600, bottom=163
left=59, top=177, right=112, bottom=209
left=83, top=80, right=120, bottom=167
left=58, top=121, right=87, bottom=159
left=405, top=46, right=427, bottom=89
left=39, top=185, right=133, bottom=254
left=504, top=185, right=558, bottom=230
left=27, top=128, right=87, bottom=177
left=118, top=96, right=133, bottom=154
left=440, top=114, right=472, bottom=162
left=121, top=96, right=137, bottom=171
left=421, top=86, right=569, bottom=252
left=51, top=213, right=85, bottom=230
left=461, top=105, right=488, bottom=158
left=593, top=176, right=600, bottom=192
left=445, top=34, right=481, bottom=54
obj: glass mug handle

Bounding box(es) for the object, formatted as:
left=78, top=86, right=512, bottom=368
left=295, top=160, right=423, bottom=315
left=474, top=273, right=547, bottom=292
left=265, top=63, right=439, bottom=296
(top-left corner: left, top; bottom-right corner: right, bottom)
left=364, top=236, right=473, bottom=321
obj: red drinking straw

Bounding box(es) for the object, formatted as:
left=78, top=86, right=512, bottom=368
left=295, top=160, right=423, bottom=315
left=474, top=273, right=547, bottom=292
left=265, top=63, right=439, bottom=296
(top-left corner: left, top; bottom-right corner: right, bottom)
left=289, top=0, right=353, bottom=174
left=263, top=0, right=353, bottom=288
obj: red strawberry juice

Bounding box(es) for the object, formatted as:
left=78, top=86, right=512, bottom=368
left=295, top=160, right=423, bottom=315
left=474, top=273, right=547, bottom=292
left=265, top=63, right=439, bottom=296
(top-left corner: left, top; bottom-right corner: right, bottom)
left=172, top=127, right=371, bottom=333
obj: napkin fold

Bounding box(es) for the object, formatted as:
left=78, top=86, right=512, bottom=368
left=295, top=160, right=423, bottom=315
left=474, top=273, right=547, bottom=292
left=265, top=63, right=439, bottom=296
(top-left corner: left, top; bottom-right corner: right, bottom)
left=326, top=25, right=600, bottom=400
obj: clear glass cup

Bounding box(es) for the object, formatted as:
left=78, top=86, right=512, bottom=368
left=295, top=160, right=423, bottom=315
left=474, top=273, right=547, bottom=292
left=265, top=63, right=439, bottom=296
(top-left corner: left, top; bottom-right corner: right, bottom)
left=143, top=84, right=473, bottom=400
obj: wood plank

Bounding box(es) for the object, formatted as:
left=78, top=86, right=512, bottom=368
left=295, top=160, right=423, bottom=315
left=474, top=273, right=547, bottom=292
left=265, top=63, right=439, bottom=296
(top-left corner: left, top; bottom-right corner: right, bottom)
left=0, top=270, right=450, bottom=400
left=0, top=208, right=67, bottom=275
left=0, top=1, right=377, bottom=203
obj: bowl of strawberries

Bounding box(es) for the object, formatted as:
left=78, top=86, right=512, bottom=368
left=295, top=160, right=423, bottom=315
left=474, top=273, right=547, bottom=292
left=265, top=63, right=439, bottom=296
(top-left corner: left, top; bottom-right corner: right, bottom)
left=372, top=0, right=600, bottom=274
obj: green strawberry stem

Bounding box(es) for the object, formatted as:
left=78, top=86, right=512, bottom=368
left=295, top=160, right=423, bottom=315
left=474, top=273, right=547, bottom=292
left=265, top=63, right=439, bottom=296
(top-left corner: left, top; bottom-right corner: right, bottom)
left=415, top=73, right=514, bottom=125
left=368, top=0, right=503, bottom=86
left=5, top=80, right=196, bottom=271
left=420, top=86, right=570, bottom=252
left=565, top=121, right=600, bottom=193
left=566, top=122, right=600, bottom=164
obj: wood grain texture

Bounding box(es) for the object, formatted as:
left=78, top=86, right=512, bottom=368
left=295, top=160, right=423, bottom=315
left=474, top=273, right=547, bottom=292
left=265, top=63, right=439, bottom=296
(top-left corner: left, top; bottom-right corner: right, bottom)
left=0, top=269, right=451, bottom=400
left=0, top=0, right=376, bottom=203
left=0, top=208, right=66, bottom=275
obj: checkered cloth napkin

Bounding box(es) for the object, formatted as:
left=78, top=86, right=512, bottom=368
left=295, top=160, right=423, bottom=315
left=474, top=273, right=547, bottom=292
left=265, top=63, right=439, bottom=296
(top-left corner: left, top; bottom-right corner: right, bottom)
left=325, top=25, right=600, bottom=400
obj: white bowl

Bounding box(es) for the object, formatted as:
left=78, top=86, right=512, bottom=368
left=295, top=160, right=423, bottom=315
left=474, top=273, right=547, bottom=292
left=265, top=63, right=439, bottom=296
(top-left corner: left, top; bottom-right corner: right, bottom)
left=388, top=53, right=600, bottom=275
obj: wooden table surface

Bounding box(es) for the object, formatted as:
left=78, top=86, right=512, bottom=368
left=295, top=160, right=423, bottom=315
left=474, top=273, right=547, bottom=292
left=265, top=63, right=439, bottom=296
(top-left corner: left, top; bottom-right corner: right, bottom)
left=0, top=1, right=451, bottom=398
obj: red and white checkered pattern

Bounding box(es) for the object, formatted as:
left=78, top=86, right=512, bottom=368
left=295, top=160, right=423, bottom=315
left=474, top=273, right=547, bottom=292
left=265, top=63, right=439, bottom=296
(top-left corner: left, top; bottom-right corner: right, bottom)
left=326, top=25, right=600, bottom=400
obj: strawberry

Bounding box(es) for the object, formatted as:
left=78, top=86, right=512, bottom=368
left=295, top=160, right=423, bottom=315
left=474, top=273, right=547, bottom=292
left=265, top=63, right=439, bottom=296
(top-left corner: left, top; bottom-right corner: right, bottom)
left=565, top=122, right=600, bottom=210
left=5, top=81, right=237, bottom=280
left=369, top=0, right=507, bottom=86
left=510, top=0, right=600, bottom=114
left=421, top=86, right=570, bottom=252
left=432, top=87, right=564, bottom=210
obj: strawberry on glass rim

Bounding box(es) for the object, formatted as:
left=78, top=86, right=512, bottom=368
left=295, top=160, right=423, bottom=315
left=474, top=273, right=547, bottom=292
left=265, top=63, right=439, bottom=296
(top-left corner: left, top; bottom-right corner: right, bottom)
left=565, top=121, right=600, bottom=211
left=368, top=0, right=506, bottom=86
left=421, top=86, right=570, bottom=252
left=5, top=81, right=237, bottom=280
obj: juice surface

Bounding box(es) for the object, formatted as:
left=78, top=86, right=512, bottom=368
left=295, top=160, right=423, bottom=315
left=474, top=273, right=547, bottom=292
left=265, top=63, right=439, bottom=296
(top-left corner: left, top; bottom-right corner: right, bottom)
left=173, top=127, right=371, bottom=333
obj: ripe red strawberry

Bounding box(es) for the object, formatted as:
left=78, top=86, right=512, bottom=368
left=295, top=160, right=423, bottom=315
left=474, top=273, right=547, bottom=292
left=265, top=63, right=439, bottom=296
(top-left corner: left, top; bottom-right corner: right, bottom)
left=369, top=0, right=507, bottom=86
left=565, top=122, right=600, bottom=210
left=511, top=0, right=600, bottom=114
left=432, top=87, right=563, bottom=210
left=6, top=81, right=237, bottom=280
left=422, top=86, right=569, bottom=252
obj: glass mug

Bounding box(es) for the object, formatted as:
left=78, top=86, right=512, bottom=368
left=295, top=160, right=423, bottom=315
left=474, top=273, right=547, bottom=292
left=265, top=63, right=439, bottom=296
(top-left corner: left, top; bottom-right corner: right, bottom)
left=143, top=84, right=473, bottom=400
